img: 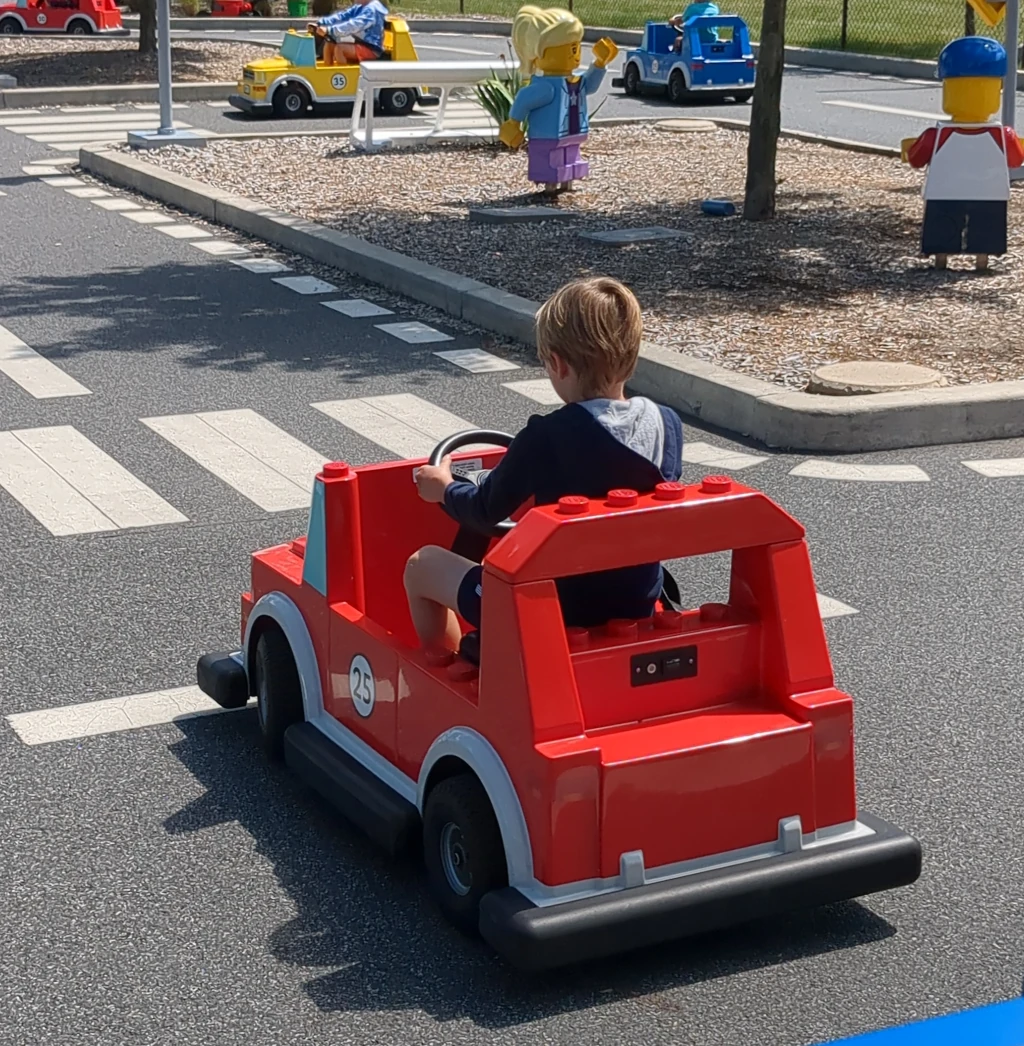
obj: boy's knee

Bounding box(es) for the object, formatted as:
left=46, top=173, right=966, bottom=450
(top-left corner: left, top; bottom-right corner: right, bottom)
left=404, top=545, right=444, bottom=588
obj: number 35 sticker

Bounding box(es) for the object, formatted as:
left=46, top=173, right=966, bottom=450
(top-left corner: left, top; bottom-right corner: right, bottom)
left=349, top=654, right=375, bottom=717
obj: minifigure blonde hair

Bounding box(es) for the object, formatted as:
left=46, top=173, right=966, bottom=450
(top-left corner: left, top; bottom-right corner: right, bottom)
left=511, top=5, right=584, bottom=76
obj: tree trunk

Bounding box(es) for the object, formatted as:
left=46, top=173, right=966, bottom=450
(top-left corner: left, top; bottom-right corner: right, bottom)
left=743, top=0, right=787, bottom=221
left=138, top=0, right=156, bottom=55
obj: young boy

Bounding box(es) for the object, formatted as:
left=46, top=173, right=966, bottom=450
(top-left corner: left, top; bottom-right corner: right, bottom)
left=404, top=276, right=684, bottom=654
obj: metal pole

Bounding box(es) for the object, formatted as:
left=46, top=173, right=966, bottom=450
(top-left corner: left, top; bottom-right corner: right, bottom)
left=157, top=0, right=173, bottom=134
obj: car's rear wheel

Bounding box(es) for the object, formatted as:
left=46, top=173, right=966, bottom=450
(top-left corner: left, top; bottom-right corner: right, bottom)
left=667, top=68, right=689, bottom=104
left=733, top=90, right=753, bottom=103
left=0, top=16, right=23, bottom=33
left=272, top=82, right=310, bottom=118
left=623, top=62, right=641, bottom=96
left=423, top=773, right=507, bottom=935
left=67, top=19, right=93, bottom=33
left=379, top=86, right=415, bottom=117
left=253, top=627, right=304, bottom=759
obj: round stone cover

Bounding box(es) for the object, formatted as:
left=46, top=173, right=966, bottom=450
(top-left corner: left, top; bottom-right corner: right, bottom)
left=655, top=118, right=718, bottom=133
left=807, top=361, right=948, bottom=396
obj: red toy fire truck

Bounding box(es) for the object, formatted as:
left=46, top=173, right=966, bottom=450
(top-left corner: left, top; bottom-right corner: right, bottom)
left=197, top=430, right=922, bottom=970
left=0, top=0, right=127, bottom=35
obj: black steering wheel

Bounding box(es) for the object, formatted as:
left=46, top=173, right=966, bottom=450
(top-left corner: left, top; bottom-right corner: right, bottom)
left=428, top=429, right=515, bottom=536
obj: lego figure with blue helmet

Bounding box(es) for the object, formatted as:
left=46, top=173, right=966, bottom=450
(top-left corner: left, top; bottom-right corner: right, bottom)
left=307, top=0, right=388, bottom=65
left=499, top=6, right=619, bottom=194
left=901, top=35, right=1024, bottom=270
left=669, top=1, right=719, bottom=52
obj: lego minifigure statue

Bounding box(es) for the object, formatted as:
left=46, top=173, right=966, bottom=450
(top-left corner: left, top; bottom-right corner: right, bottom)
left=499, top=5, right=618, bottom=194
left=902, top=36, right=1024, bottom=271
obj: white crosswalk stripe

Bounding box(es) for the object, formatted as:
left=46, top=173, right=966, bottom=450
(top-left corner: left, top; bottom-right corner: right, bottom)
left=0, top=426, right=186, bottom=536
left=141, top=409, right=327, bottom=512
left=0, top=323, right=91, bottom=399
left=502, top=378, right=562, bottom=405
left=313, top=393, right=477, bottom=459
left=1, top=109, right=200, bottom=151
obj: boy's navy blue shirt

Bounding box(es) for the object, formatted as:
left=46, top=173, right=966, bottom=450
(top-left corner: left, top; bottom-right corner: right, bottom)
left=444, top=399, right=684, bottom=628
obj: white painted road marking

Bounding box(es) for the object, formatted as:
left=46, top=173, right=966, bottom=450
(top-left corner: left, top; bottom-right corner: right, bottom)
left=789, top=460, right=930, bottom=482
left=322, top=298, right=394, bottom=318
left=6, top=685, right=254, bottom=745
left=817, top=593, right=859, bottom=619
left=0, top=323, right=91, bottom=399
left=683, top=440, right=768, bottom=471
left=314, top=393, right=477, bottom=458
left=0, top=426, right=186, bottom=535
left=155, top=224, right=213, bottom=239
left=40, top=176, right=84, bottom=187
left=502, top=378, right=562, bottom=405
left=231, top=257, right=291, bottom=273
left=22, top=165, right=62, bottom=176
left=961, top=457, right=1024, bottom=478
left=273, top=275, right=336, bottom=294
left=191, top=239, right=249, bottom=256
left=435, top=348, right=520, bottom=373
left=121, top=209, right=175, bottom=224
left=376, top=320, right=454, bottom=344
left=92, top=197, right=143, bottom=211
left=822, top=99, right=946, bottom=121
left=142, top=408, right=326, bottom=512
left=65, top=187, right=111, bottom=199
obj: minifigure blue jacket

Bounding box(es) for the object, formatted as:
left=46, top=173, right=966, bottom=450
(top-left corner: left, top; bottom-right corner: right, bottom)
left=317, top=0, right=387, bottom=52
left=509, top=65, right=607, bottom=139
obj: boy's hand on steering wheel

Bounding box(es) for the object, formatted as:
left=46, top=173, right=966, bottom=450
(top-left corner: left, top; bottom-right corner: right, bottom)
left=415, top=456, right=454, bottom=503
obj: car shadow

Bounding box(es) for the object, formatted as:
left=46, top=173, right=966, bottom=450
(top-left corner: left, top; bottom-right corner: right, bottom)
left=164, top=710, right=898, bottom=1029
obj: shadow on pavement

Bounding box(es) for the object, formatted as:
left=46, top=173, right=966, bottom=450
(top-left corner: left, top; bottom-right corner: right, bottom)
left=165, top=711, right=897, bottom=1029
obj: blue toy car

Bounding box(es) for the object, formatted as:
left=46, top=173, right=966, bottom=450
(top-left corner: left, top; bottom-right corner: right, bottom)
left=613, top=15, right=756, bottom=104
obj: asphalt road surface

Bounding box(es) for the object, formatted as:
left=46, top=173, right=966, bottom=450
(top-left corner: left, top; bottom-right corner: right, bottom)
left=1, top=104, right=1023, bottom=1046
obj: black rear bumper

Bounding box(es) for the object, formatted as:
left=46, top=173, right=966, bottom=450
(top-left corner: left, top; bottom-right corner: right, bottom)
left=479, top=811, right=921, bottom=971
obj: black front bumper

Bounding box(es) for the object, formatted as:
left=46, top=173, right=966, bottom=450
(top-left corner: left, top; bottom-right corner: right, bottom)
left=479, top=811, right=921, bottom=971
left=197, top=650, right=250, bottom=709
left=229, top=92, right=272, bottom=115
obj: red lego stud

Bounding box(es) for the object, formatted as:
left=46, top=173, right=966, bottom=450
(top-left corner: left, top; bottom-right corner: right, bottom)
left=425, top=647, right=455, bottom=668
left=700, top=602, right=730, bottom=623
left=557, top=495, right=589, bottom=515
left=447, top=659, right=479, bottom=683
left=289, top=538, right=307, bottom=558
left=607, top=489, right=638, bottom=507
left=654, top=610, right=684, bottom=631
left=700, top=475, right=732, bottom=494
left=567, top=627, right=590, bottom=650
left=653, top=481, right=686, bottom=501
left=323, top=461, right=350, bottom=478
left=607, top=619, right=639, bottom=640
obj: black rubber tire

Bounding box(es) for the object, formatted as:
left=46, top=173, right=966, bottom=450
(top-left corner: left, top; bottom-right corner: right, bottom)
left=253, top=628, right=304, bottom=759
left=272, top=82, right=310, bottom=118
left=733, top=90, right=753, bottom=103
left=0, top=17, right=23, bottom=33
left=667, top=68, right=689, bottom=104
left=67, top=18, right=92, bottom=33
left=379, top=86, right=415, bottom=117
left=623, top=62, right=641, bottom=96
left=423, top=773, right=508, bottom=935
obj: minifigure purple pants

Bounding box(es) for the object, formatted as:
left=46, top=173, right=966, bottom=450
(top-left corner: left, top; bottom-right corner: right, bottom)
left=527, top=134, right=589, bottom=184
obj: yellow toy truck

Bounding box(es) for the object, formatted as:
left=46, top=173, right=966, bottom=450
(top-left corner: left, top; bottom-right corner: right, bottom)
left=230, top=16, right=437, bottom=118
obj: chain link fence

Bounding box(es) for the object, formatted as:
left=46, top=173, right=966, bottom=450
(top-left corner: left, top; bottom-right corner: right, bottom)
left=403, top=0, right=1017, bottom=61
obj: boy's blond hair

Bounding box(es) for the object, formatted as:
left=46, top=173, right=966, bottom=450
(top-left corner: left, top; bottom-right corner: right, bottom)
left=535, top=277, right=643, bottom=397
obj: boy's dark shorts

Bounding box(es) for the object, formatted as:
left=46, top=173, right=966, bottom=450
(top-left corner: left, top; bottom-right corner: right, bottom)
left=456, top=565, right=484, bottom=628
left=921, top=199, right=1007, bottom=256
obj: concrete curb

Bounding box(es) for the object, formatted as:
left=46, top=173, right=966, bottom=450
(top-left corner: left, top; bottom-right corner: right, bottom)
left=77, top=145, right=1024, bottom=452
left=0, top=81, right=235, bottom=109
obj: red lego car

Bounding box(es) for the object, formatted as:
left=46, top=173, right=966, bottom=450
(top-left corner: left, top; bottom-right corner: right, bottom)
left=0, top=0, right=127, bottom=35
left=197, top=430, right=922, bottom=970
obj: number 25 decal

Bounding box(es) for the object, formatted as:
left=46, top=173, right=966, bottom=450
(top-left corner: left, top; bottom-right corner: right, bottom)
left=349, top=654, right=376, bottom=718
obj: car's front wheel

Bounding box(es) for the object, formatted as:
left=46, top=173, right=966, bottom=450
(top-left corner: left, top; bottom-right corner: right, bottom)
left=423, top=773, right=508, bottom=935
left=668, top=68, right=689, bottom=104
left=623, top=62, right=641, bottom=96
left=272, top=82, right=310, bottom=118
left=253, top=627, right=304, bottom=759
